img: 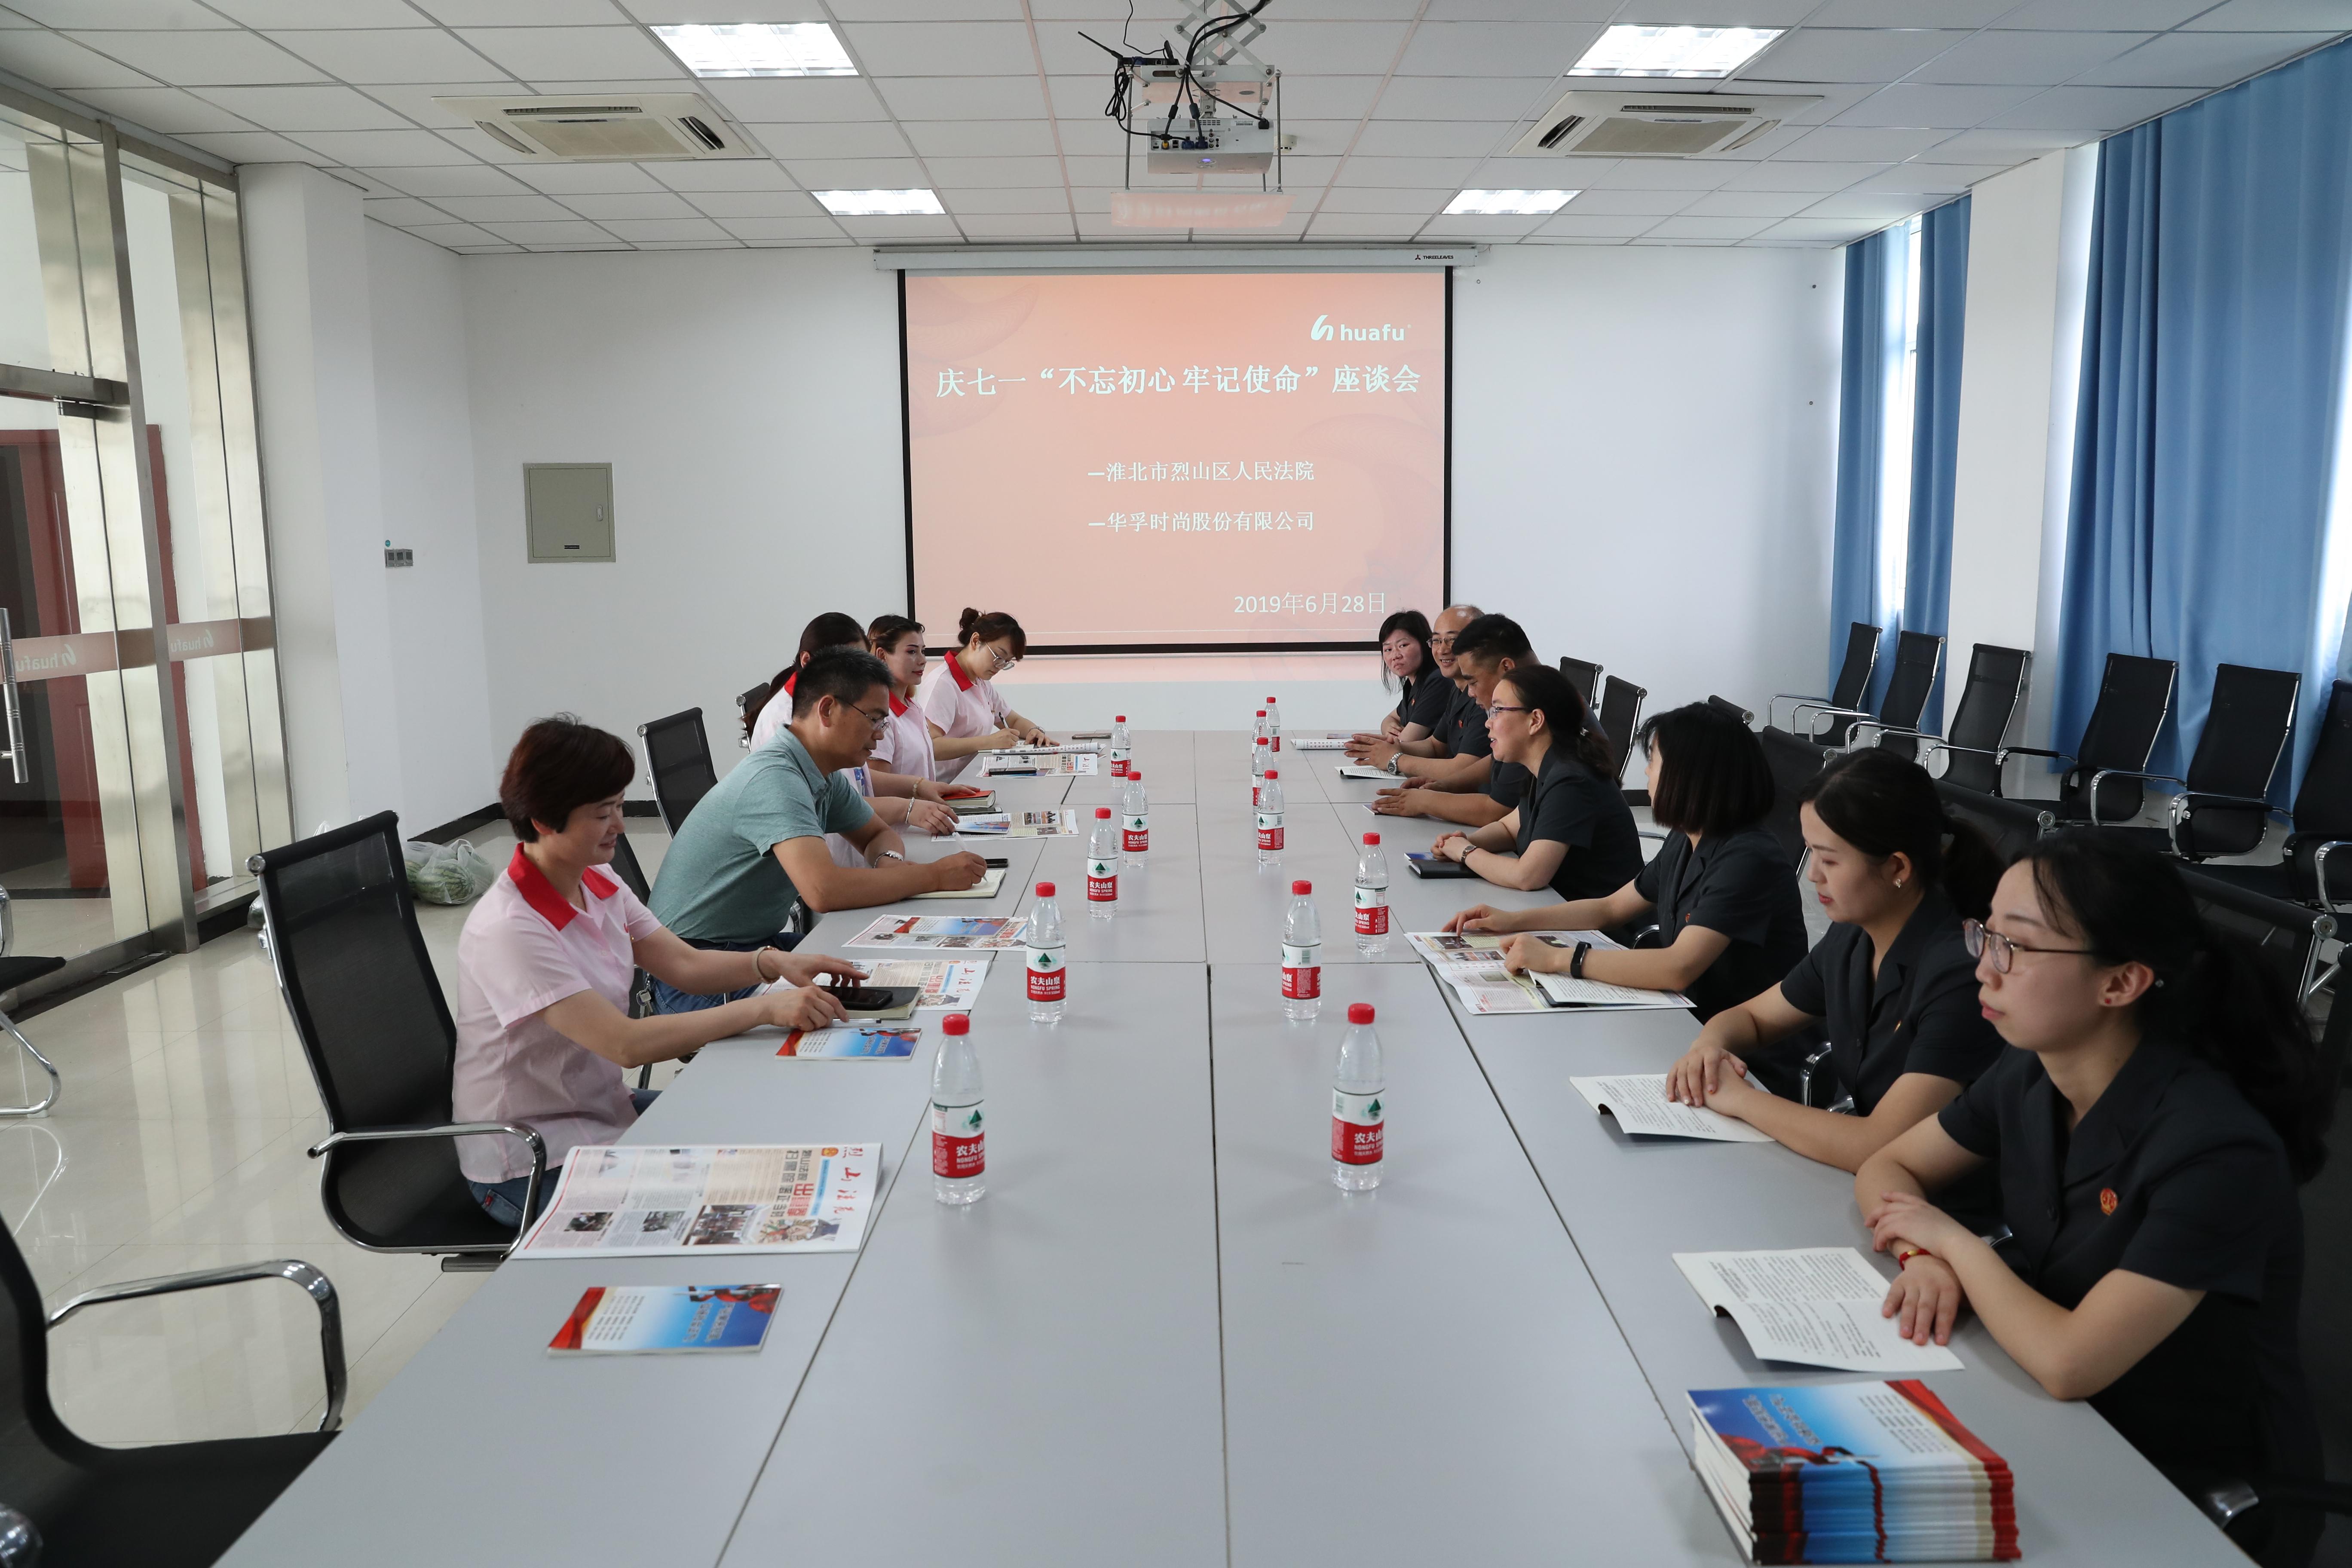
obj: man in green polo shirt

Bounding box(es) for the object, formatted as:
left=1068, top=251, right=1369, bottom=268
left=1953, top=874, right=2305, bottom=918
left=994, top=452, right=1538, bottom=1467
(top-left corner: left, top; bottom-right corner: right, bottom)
left=648, top=648, right=986, bottom=1013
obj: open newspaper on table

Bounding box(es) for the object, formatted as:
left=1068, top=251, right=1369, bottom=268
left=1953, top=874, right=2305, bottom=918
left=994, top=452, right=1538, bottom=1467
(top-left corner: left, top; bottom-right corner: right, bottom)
left=1406, top=930, right=1690, bottom=1013
left=514, top=1144, right=880, bottom=1258
left=843, top=914, right=1029, bottom=949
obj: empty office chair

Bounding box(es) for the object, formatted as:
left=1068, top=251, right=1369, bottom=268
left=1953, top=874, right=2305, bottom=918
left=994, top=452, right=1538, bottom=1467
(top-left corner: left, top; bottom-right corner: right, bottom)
left=1758, top=725, right=1830, bottom=868
left=639, top=707, right=718, bottom=836
left=1914, top=645, right=2032, bottom=796
left=251, top=814, right=548, bottom=1269
left=1795, top=631, right=1946, bottom=752
left=1597, top=676, right=1648, bottom=790
left=1770, top=621, right=1880, bottom=735
left=2190, top=679, right=2352, bottom=913
left=736, top=681, right=772, bottom=750
left=2003, top=652, right=2178, bottom=827
left=1706, top=695, right=1754, bottom=726
left=2081, top=664, right=2300, bottom=860
left=2177, top=865, right=2337, bottom=1009
left=0, top=1217, right=346, bottom=1564
left=1934, top=779, right=2051, bottom=866
left=1556, top=657, right=1601, bottom=710
left=0, top=885, right=62, bottom=1117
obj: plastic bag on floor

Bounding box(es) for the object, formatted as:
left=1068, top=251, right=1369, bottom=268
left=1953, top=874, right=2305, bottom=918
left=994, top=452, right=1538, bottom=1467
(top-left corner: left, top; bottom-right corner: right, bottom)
left=402, top=838, right=496, bottom=905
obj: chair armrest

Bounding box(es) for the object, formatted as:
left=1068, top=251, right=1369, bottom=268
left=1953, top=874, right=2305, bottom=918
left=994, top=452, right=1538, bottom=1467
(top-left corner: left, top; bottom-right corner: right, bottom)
left=49, top=1259, right=346, bottom=1432
left=2312, top=840, right=2352, bottom=914
left=1923, top=740, right=2001, bottom=759
left=1768, top=693, right=1827, bottom=729
left=2177, top=789, right=2282, bottom=815
left=1637, top=827, right=1668, bottom=842
left=1995, top=746, right=2076, bottom=768
left=309, top=1121, right=548, bottom=1246
left=2088, top=769, right=2185, bottom=826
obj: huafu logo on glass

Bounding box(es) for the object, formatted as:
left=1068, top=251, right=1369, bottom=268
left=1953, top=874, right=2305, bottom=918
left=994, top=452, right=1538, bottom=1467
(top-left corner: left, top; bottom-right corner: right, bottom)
left=1310, top=314, right=1407, bottom=343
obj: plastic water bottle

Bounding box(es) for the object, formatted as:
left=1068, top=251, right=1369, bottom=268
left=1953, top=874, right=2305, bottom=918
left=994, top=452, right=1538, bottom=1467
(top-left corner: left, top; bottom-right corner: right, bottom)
left=931, top=1012, right=985, bottom=1205
left=1282, top=878, right=1321, bottom=1021
left=1256, top=769, right=1284, bottom=866
left=1253, top=707, right=1271, bottom=760
left=1264, top=696, right=1282, bottom=753
left=1331, top=1002, right=1384, bottom=1191
left=1109, top=714, right=1131, bottom=778
left=1026, top=882, right=1066, bottom=1024
left=1087, top=807, right=1118, bottom=919
left=1251, top=735, right=1269, bottom=807
left=1121, top=769, right=1149, bottom=867
left=1354, top=831, right=1390, bottom=956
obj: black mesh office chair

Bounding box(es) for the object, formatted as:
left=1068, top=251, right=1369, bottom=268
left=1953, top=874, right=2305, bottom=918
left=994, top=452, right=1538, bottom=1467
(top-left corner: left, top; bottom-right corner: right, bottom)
left=2082, top=664, right=2300, bottom=860
left=1799, top=631, right=1946, bottom=753
left=639, top=708, right=718, bottom=835
left=1771, top=622, right=1880, bottom=738
left=1556, top=657, right=1601, bottom=710
left=0, top=887, right=62, bottom=1117
left=1758, top=725, right=1829, bottom=868
left=2004, top=652, right=2177, bottom=827
left=1597, top=676, right=1647, bottom=790
left=736, top=681, right=773, bottom=750
left=251, top=814, right=546, bottom=1269
left=2190, top=680, right=2352, bottom=913
left=1706, top=695, right=1755, bottom=726
left=0, top=1215, right=345, bottom=1565
left=1914, top=645, right=2032, bottom=796
left=1934, top=780, right=2052, bottom=866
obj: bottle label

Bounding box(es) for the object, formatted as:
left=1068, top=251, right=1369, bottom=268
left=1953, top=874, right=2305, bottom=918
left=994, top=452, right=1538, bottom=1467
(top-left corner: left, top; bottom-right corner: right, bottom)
left=1121, top=813, right=1149, bottom=852
left=1087, top=857, right=1117, bottom=902
left=932, top=1101, right=984, bottom=1179
left=1025, top=943, right=1065, bottom=1001
left=1252, top=780, right=1262, bottom=808
left=1332, top=1089, right=1384, bottom=1165
left=1281, top=942, right=1321, bottom=998
left=1270, top=734, right=1281, bottom=752
left=1110, top=747, right=1130, bottom=777
left=1256, top=812, right=1284, bottom=851
left=1354, top=883, right=1390, bottom=936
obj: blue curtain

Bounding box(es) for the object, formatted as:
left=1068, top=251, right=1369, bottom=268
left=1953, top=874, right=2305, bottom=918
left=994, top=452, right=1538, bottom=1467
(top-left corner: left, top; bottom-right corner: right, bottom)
left=1829, top=229, right=1896, bottom=697
left=2057, top=37, right=2352, bottom=796
left=1902, top=197, right=1971, bottom=734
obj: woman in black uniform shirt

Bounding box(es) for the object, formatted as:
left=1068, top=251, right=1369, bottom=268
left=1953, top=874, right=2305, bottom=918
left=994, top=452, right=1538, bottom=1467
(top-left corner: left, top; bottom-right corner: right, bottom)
left=1427, top=664, right=1642, bottom=902
left=1665, top=749, right=2006, bottom=1172
left=1443, top=701, right=1806, bottom=1020
left=1859, top=834, right=2324, bottom=1568
left=1374, top=609, right=1452, bottom=742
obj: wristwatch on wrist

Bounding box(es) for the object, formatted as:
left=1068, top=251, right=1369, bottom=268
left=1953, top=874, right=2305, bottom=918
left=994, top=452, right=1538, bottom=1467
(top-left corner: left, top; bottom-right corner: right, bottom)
left=1384, top=753, right=1402, bottom=775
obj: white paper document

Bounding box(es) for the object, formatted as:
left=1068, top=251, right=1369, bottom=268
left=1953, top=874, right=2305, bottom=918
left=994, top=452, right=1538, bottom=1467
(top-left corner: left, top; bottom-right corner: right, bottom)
left=954, top=810, right=1080, bottom=837
left=515, top=1143, right=880, bottom=1259
left=1290, top=737, right=1348, bottom=750
left=1336, top=764, right=1391, bottom=780
left=983, top=751, right=1099, bottom=775
left=1572, top=1074, right=1775, bottom=1142
left=1529, top=971, right=1693, bottom=1010
left=1673, top=1248, right=1964, bottom=1372
left=842, top=914, right=1029, bottom=949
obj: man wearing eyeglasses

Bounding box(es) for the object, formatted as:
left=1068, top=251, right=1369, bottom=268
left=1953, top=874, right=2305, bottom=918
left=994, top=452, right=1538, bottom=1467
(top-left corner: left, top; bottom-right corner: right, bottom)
left=648, top=648, right=988, bottom=1014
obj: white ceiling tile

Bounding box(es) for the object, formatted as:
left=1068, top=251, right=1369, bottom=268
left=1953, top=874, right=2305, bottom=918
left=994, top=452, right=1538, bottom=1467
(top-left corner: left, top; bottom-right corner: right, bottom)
left=2079, top=31, right=2339, bottom=87
left=559, top=190, right=700, bottom=217
left=683, top=187, right=819, bottom=214
left=1550, top=186, right=1698, bottom=215
left=936, top=185, right=1066, bottom=212
left=1335, top=154, right=1480, bottom=186
left=1243, top=20, right=1412, bottom=75
left=205, top=0, right=426, bottom=21
left=1911, top=29, right=2157, bottom=86
left=362, top=196, right=453, bottom=225
left=1578, top=157, right=1740, bottom=189
left=702, top=77, right=887, bottom=119
left=1422, top=0, right=1618, bottom=16
left=360, top=82, right=521, bottom=124
left=1804, top=191, right=1932, bottom=221
left=1985, top=83, right=2207, bottom=130
left=874, top=73, right=1047, bottom=119
left=596, top=215, right=734, bottom=239
left=1616, top=0, right=1816, bottom=23
left=649, top=156, right=802, bottom=189
left=1849, top=162, right=2004, bottom=193
left=1392, top=21, right=1597, bottom=77
left=1758, top=215, right=1892, bottom=242
left=1534, top=212, right=1660, bottom=238
left=1045, top=72, right=1110, bottom=118
left=290, top=128, right=478, bottom=163
left=329, top=168, right=416, bottom=197
left=1267, top=119, right=1364, bottom=155
left=1681, top=188, right=1816, bottom=218
left=416, top=0, right=630, bottom=21
left=1741, top=27, right=1970, bottom=83
left=366, top=162, right=534, bottom=196
left=903, top=120, right=1058, bottom=156
left=521, top=76, right=728, bottom=95
left=615, top=0, right=829, bottom=17
left=739, top=236, right=853, bottom=245
left=1026, top=0, right=1186, bottom=18
left=715, top=214, right=845, bottom=238
left=1520, top=234, right=1629, bottom=244
left=63, top=86, right=255, bottom=133
left=1352, top=121, right=1513, bottom=157
left=10, top=0, right=222, bottom=24
left=1913, top=126, right=2083, bottom=160
left=1722, top=80, right=1877, bottom=125
left=1997, top=0, right=2215, bottom=25
left=1373, top=75, right=1550, bottom=121
left=61, top=29, right=328, bottom=84
left=397, top=221, right=508, bottom=245
left=2180, top=0, right=2352, bottom=26
left=455, top=26, right=682, bottom=80
left=1057, top=152, right=1131, bottom=183
left=435, top=125, right=543, bottom=162
left=1833, top=84, right=2043, bottom=127
left=781, top=154, right=929, bottom=184
left=1779, top=125, right=1952, bottom=160
left=172, top=129, right=330, bottom=161
left=831, top=213, right=962, bottom=237
left=1803, top=0, right=2013, bottom=21
left=1645, top=214, right=1777, bottom=239
left=479, top=218, right=622, bottom=243
left=0, top=31, right=156, bottom=89
left=745, top=120, right=912, bottom=158
left=1469, top=154, right=1606, bottom=185
left=1720, top=159, right=1889, bottom=190
left=828, top=0, right=1023, bottom=17
left=1273, top=75, right=1386, bottom=120
left=266, top=28, right=508, bottom=85
left=190, top=84, right=412, bottom=131
left=430, top=192, right=579, bottom=220
left=1034, top=24, right=1159, bottom=74
left=921, top=154, right=1066, bottom=185
left=630, top=238, right=749, bottom=247
left=836, top=21, right=1036, bottom=74
left=1314, top=187, right=1454, bottom=213
left=1268, top=0, right=1424, bottom=15
left=954, top=212, right=1075, bottom=236
left=507, top=159, right=669, bottom=192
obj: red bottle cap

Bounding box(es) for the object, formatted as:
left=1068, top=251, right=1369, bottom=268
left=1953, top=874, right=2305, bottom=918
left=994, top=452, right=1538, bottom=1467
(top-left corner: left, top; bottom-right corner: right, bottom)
left=1363, top=832, right=1380, bottom=845
left=1256, top=709, right=1266, bottom=716
left=1095, top=806, right=1112, bottom=818
left=1267, top=696, right=1277, bottom=702
left=1292, top=880, right=1311, bottom=895
left=942, top=1013, right=969, bottom=1035
left=1128, top=771, right=1141, bottom=781
left=1264, top=769, right=1277, bottom=779
left=1035, top=882, right=1054, bottom=896
left=1348, top=1003, right=1375, bottom=1025
left=1115, top=715, right=1126, bottom=721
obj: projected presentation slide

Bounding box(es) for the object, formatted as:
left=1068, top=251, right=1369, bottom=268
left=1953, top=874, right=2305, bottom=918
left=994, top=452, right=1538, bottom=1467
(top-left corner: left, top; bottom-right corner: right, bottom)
left=903, top=270, right=1448, bottom=652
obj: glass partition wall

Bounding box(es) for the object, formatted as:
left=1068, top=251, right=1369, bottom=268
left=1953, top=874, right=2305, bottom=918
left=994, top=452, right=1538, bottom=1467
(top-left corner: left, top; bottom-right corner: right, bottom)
left=0, top=96, right=289, bottom=980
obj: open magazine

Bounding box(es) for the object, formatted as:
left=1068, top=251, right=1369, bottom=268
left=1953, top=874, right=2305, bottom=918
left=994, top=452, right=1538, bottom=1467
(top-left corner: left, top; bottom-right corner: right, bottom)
left=514, top=1143, right=880, bottom=1259
left=1407, top=930, right=1691, bottom=1013
left=954, top=810, right=1081, bottom=837
left=843, top=914, right=1028, bottom=950
left=1674, top=1248, right=1964, bottom=1373
left=982, top=752, right=1099, bottom=775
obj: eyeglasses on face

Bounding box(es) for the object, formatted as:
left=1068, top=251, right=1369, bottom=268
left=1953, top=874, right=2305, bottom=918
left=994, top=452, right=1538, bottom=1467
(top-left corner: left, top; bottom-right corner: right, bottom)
left=985, top=644, right=1017, bottom=671
left=1961, top=918, right=2094, bottom=974
left=848, top=703, right=891, bottom=730
left=1486, top=703, right=1532, bottom=717
left=1430, top=634, right=1458, bottom=650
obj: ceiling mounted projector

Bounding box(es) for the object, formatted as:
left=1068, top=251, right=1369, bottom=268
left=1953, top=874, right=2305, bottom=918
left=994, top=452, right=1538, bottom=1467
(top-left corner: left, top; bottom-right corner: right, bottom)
left=435, top=93, right=759, bottom=162
left=1507, top=89, right=1822, bottom=158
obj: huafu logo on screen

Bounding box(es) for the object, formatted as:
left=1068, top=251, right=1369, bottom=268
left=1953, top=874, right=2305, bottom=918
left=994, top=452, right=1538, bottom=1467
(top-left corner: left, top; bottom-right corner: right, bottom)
left=1310, top=314, right=1407, bottom=343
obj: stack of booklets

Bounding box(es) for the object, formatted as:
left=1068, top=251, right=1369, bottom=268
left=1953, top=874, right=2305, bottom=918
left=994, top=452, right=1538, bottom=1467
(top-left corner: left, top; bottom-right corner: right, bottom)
left=1689, top=1380, right=2018, bottom=1562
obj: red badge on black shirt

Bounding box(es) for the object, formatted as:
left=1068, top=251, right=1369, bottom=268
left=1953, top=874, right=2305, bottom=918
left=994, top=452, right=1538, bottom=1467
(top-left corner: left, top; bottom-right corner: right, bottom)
left=2099, top=1187, right=2118, bottom=1216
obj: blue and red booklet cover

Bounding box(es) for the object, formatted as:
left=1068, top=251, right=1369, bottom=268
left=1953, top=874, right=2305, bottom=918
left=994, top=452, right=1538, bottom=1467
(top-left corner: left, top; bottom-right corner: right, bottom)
left=548, top=1285, right=781, bottom=1354
left=1689, top=1380, right=2018, bottom=1563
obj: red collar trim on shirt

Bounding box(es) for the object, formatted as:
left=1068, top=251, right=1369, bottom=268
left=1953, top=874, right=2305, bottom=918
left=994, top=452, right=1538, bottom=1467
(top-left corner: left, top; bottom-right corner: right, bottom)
left=508, top=846, right=580, bottom=931
left=582, top=866, right=618, bottom=900
left=948, top=654, right=977, bottom=692
left=889, top=693, right=909, bottom=717
left=782, top=671, right=797, bottom=697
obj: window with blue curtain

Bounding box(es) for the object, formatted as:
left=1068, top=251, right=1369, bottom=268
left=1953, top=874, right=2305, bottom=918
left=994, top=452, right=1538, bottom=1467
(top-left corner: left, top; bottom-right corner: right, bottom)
left=2057, top=34, right=2352, bottom=799
left=1828, top=199, right=1971, bottom=727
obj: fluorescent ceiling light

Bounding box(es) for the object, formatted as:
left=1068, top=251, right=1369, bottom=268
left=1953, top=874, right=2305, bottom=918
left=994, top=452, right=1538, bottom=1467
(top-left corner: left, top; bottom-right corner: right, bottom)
left=652, top=23, right=856, bottom=77
left=1569, top=24, right=1782, bottom=79
left=1444, top=189, right=1578, bottom=216
left=814, top=188, right=944, bottom=216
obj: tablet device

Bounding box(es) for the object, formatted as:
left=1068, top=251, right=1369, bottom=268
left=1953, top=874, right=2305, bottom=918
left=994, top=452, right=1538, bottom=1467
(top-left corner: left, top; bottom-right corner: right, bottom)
left=1405, top=851, right=1478, bottom=880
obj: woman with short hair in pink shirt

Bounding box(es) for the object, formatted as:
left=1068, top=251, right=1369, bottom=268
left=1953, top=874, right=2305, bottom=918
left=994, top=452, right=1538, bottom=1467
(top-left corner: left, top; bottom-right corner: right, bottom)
left=916, top=607, right=1054, bottom=783
left=453, top=716, right=867, bottom=1229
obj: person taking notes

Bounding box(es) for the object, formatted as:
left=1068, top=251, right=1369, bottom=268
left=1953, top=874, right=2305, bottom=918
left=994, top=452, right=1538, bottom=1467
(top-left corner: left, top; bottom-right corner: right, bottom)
left=919, top=607, right=1054, bottom=781
left=750, top=613, right=954, bottom=836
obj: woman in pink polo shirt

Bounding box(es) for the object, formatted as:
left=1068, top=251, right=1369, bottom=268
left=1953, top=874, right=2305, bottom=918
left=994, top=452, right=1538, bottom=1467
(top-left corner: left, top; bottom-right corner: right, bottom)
left=749, top=612, right=953, bottom=839
left=866, top=614, right=939, bottom=782
left=916, top=607, right=1054, bottom=783
left=454, top=716, right=867, bottom=1229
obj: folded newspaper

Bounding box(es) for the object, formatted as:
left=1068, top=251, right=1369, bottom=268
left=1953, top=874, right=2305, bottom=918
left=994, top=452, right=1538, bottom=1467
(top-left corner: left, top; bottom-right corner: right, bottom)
left=982, top=752, right=1099, bottom=775
left=1406, top=930, right=1690, bottom=1013
left=514, top=1144, right=879, bottom=1259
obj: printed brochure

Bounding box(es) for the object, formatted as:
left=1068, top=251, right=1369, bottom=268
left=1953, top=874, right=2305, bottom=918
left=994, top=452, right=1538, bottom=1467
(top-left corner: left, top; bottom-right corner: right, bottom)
left=1573, top=1073, right=1775, bottom=1142
left=514, top=1143, right=879, bottom=1259
left=844, top=914, right=1028, bottom=950
left=548, top=1284, right=782, bottom=1355
left=776, top=1025, right=919, bottom=1058
left=1674, top=1248, right=1964, bottom=1373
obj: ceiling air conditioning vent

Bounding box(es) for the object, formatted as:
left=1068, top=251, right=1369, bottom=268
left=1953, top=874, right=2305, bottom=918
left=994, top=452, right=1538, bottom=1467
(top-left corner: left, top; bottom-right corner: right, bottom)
left=434, top=94, right=758, bottom=162
left=1510, top=90, right=1821, bottom=159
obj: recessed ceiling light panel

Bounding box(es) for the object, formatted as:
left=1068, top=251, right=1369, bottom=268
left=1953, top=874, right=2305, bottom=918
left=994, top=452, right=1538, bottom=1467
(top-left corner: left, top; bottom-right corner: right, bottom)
left=814, top=188, right=945, bottom=216
left=1569, top=24, right=1782, bottom=79
left=1444, top=189, right=1578, bottom=216
left=653, top=22, right=857, bottom=78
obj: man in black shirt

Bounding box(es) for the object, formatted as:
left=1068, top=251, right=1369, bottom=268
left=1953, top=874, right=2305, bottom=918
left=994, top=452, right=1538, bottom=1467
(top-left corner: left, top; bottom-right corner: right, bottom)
left=1365, top=612, right=1534, bottom=829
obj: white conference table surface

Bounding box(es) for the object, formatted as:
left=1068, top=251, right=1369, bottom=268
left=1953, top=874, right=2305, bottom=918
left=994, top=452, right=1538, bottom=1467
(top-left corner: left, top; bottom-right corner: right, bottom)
left=223, top=729, right=2245, bottom=1568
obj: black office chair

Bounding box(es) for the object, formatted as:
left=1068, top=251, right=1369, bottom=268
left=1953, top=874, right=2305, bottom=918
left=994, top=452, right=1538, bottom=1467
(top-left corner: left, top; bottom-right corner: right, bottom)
left=0, top=1213, right=345, bottom=1564
left=0, top=886, right=63, bottom=1117
left=251, top=814, right=546, bottom=1270
left=1935, top=779, right=2052, bottom=866
left=2190, top=680, right=2352, bottom=914
left=1915, top=645, right=2032, bottom=796
left=1771, top=621, right=1880, bottom=738
left=1706, top=695, right=1755, bottom=726
left=1796, top=630, right=1946, bottom=753
left=1758, top=724, right=1830, bottom=869
left=1597, top=676, right=1648, bottom=791
left=2080, top=664, right=2300, bottom=861
left=2005, top=652, right=2178, bottom=827
left=606, top=830, right=651, bottom=903
left=1556, top=657, right=1601, bottom=710
left=736, top=681, right=773, bottom=750
left=639, top=708, right=718, bottom=835
left=2177, top=863, right=2337, bottom=1010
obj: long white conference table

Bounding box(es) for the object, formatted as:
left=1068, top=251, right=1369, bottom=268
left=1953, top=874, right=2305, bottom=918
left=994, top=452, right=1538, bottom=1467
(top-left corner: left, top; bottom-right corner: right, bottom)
left=223, top=731, right=2248, bottom=1567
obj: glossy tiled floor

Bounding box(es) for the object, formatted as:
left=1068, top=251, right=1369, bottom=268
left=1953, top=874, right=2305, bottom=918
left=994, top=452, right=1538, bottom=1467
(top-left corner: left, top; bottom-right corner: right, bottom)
left=0, top=821, right=677, bottom=1446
